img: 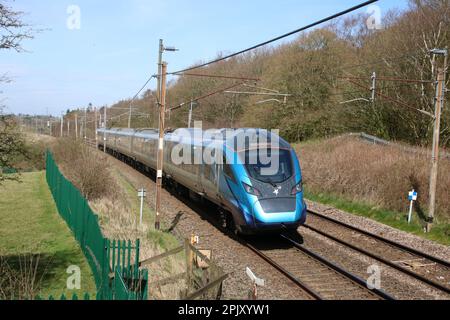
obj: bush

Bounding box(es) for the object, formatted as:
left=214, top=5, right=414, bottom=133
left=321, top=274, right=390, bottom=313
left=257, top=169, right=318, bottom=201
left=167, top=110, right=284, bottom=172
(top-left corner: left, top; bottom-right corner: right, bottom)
left=296, top=136, right=450, bottom=221
left=52, top=139, right=116, bottom=201
left=0, top=255, right=42, bottom=300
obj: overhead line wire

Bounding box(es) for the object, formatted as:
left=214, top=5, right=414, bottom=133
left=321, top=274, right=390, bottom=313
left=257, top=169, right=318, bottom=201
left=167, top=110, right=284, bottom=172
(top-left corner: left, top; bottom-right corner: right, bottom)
left=174, top=73, right=260, bottom=81
left=334, top=49, right=427, bottom=73
left=345, top=79, right=434, bottom=117
left=168, top=0, right=379, bottom=75
left=168, top=82, right=247, bottom=112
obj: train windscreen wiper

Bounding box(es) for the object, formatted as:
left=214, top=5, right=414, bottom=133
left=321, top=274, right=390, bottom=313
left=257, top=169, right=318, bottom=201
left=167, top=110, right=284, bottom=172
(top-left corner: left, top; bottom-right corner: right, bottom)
left=266, top=178, right=278, bottom=188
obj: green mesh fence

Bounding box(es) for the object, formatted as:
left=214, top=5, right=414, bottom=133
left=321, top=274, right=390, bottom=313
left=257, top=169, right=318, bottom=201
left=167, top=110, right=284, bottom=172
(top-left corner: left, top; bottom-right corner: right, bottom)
left=45, top=151, right=148, bottom=300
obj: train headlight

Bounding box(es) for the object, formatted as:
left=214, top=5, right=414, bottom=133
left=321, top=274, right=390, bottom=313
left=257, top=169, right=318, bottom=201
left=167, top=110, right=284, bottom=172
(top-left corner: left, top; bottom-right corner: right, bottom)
left=291, top=181, right=303, bottom=195
left=242, top=182, right=261, bottom=197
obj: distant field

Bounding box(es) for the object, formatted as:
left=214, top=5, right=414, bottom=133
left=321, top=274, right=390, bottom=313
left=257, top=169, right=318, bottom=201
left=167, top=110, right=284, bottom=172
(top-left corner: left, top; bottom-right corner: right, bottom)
left=0, top=172, right=95, bottom=299
left=295, top=135, right=450, bottom=245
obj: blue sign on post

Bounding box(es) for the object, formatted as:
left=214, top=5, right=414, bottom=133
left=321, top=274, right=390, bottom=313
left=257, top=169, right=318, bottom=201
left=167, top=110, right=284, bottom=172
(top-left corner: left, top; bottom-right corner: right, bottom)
left=408, top=191, right=418, bottom=202
left=407, top=190, right=418, bottom=224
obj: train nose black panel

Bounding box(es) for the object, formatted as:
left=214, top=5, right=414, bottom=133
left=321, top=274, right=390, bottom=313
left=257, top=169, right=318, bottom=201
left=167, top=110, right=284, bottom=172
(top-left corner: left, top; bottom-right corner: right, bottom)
left=258, top=198, right=296, bottom=213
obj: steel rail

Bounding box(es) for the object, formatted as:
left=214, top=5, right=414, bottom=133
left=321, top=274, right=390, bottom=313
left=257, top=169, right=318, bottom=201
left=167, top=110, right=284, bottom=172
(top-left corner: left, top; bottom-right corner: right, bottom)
left=97, top=140, right=398, bottom=299
left=111, top=154, right=323, bottom=300
left=307, top=209, right=450, bottom=267
left=305, top=209, right=450, bottom=294
left=242, top=241, right=323, bottom=300
left=280, top=234, right=395, bottom=300
left=165, top=192, right=323, bottom=300
left=175, top=200, right=324, bottom=300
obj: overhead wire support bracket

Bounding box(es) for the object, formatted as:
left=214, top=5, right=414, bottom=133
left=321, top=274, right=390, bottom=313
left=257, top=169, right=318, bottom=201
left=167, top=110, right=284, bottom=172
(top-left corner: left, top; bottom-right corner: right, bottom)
left=224, top=90, right=292, bottom=97
left=340, top=98, right=370, bottom=105
left=242, top=84, right=281, bottom=93
left=256, top=98, right=285, bottom=105
left=343, top=78, right=435, bottom=118
left=167, top=82, right=247, bottom=112
left=224, top=88, right=292, bottom=105
left=338, top=76, right=432, bottom=84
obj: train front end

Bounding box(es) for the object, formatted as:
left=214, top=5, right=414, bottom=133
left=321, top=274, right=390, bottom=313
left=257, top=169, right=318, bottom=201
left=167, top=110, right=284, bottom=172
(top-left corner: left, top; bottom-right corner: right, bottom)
left=226, top=129, right=307, bottom=234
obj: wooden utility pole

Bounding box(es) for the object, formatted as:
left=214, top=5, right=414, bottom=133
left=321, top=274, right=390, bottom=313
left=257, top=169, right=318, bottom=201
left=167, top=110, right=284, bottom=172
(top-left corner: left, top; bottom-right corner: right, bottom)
left=75, top=113, right=78, bottom=140
left=94, top=107, right=98, bottom=147
left=128, top=103, right=132, bottom=129
left=427, top=55, right=447, bottom=232
left=84, top=106, right=87, bottom=141
left=155, top=62, right=167, bottom=230
left=60, top=116, right=63, bottom=137
left=188, top=99, right=194, bottom=128
left=103, top=106, right=107, bottom=153
left=157, top=39, right=164, bottom=106
left=370, top=72, right=376, bottom=103
left=67, top=119, right=70, bottom=137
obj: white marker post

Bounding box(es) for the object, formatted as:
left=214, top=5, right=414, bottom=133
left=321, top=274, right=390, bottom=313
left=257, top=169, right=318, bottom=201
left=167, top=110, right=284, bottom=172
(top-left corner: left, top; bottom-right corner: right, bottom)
left=138, top=188, right=147, bottom=226
left=246, top=267, right=265, bottom=300
left=407, top=189, right=418, bottom=224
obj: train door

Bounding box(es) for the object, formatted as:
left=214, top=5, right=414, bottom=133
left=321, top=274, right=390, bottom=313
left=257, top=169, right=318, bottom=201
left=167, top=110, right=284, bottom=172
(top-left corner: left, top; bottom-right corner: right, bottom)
left=130, top=135, right=134, bottom=155
left=201, top=164, right=216, bottom=198
left=200, top=147, right=219, bottom=200
left=191, top=145, right=202, bottom=193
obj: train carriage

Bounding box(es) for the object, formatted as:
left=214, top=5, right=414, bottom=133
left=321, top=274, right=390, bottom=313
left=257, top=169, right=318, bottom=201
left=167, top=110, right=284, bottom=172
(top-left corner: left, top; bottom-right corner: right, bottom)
left=97, top=127, right=307, bottom=234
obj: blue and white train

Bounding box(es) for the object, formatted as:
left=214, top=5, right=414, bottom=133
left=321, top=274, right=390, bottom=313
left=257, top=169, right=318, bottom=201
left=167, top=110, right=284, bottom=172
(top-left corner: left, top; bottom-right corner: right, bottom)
left=97, top=127, right=307, bottom=234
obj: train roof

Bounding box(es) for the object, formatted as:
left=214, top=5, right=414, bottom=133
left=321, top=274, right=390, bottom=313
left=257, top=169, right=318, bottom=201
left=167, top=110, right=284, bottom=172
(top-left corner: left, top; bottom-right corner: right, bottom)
left=97, top=127, right=291, bottom=150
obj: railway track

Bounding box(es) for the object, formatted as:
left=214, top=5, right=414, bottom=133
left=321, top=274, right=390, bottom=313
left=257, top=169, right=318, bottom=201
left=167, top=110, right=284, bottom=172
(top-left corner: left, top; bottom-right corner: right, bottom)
left=244, top=234, right=394, bottom=300
left=100, top=146, right=423, bottom=299
left=305, top=209, right=450, bottom=296
left=166, top=184, right=393, bottom=300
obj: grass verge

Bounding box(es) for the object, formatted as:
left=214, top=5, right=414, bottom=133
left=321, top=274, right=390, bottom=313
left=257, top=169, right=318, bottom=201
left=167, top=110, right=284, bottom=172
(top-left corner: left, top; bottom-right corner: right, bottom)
left=0, top=172, right=96, bottom=299
left=113, top=171, right=180, bottom=250
left=110, top=169, right=186, bottom=299
left=304, top=189, right=450, bottom=246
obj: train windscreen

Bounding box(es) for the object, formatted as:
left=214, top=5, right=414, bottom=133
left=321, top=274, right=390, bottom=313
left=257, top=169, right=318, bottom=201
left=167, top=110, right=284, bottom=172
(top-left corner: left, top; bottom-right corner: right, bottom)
left=240, top=148, right=293, bottom=184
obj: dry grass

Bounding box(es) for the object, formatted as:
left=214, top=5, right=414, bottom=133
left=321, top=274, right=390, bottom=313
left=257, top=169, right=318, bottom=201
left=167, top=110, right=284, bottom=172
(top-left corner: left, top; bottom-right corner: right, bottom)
left=295, top=136, right=450, bottom=222
left=89, top=170, right=150, bottom=243
left=24, top=132, right=56, bottom=146
left=52, top=140, right=149, bottom=241
left=51, top=140, right=186, bottom=299
left=91, top=170, right=187, bottom=300
left=107, top=171, right=187, bottom=300
left=52, top=139, right=116, bottom=201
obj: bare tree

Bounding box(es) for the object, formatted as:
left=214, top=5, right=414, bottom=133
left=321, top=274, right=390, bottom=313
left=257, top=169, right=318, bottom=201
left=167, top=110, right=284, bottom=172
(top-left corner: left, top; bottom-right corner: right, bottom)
left=1, top=1, right=36, bottom=86
left=0, top=2, right=37, bottom=184
left=0, top=1, right=34, bottom=52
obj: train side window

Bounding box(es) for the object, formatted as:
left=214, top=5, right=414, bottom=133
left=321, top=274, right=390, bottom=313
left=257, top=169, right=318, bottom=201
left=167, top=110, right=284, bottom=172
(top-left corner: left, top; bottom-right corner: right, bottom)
left=223, top=156, right=236, bottom=183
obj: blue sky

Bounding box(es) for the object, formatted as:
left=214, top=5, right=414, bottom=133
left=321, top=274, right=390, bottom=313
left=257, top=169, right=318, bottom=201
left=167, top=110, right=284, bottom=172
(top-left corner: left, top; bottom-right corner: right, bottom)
left=1, top=0, right=409, bottom=116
